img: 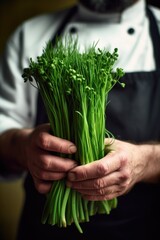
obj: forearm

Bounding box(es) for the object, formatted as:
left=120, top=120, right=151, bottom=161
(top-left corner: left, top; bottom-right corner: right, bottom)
left=0, top=128, right=32, bottom=174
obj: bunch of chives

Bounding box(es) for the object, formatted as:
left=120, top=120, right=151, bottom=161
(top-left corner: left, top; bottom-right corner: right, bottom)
left=22, top=38, right=125, bottom=233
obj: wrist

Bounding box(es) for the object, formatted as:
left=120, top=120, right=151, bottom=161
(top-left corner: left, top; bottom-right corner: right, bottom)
left=139, top=143, right=160, bottom=183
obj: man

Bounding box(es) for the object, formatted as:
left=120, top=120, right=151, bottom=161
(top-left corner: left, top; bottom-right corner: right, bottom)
left=0, top=0, right=160, bottom=239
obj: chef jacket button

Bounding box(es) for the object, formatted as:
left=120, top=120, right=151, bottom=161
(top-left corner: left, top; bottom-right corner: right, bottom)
left=69, top=26, right=77, bottom=34
left=127, top=28, right=135, bottom=34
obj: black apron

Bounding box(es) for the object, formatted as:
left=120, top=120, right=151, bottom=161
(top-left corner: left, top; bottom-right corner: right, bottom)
left=17, top=6, right=160, bottom=240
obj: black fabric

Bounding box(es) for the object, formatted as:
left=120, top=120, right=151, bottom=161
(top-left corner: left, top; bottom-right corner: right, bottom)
left=106, top=7, right=160, bottom=142
left=17, top=175, right=160, bottom=240
left=17, top=6, right=160, bottom=240
left=147, top=7, right=160, bottom=68
left=107, top=70, right=160, bottom=142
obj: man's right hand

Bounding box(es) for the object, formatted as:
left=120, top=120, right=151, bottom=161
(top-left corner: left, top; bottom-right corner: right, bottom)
left=0, top=123, right=77, bottom=194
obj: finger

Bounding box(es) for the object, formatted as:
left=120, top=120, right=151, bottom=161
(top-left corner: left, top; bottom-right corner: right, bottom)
left=67, top=155, right=121, bottom=182
left=34, top=151, right=77, bottom=171
left=82, top=191, right=121, bottom=201
left=82, top=185, right=123, bottom=201
left=33, top=177, right=52, bottom=194
left=35, top=126, right=77, bottom=154
left=104, top=137, right=115, bottom=146
left=78, top=184, right=123, bottom=196
left=104, top=138, right=115, bottom=153
left=67, top=170, right=128, bottom=190
left=32, top=167, right=67, bottom=181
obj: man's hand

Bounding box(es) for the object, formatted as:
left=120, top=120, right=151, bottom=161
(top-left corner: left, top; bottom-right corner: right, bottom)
left=24, top=124, right=77, bottom=194
left=0, top=124, right=77, bottom=194
left=67, top=139, right=159, bottom=201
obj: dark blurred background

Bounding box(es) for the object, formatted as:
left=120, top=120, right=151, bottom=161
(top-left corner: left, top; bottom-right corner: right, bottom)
left=0, top=0, right=159, bottom=240
left=0, top=0, right=76, bottom=53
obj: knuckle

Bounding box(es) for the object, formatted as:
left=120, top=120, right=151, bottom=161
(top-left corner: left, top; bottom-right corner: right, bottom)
left=79, top=170, right=88, bottom=180
left=117, top=183, right=126, bottom=191
left=39, top=171, right=48, bottom=180
left=53, top=142, right=66, bottom=154
left=96, top=161, right=109, bottom=176
left=39, top=156, right=50, bottom=170
left=38, top=132, right=50, bottom=149
left=119, top=178, right=130, bottom=189
left=119, top=170, right=130, bottom=182
left=57, top=144, right=63, bottom=153
left=117, top=170, right=131, bottom=189
left=98, top=188, right=106, bottom=195
left=92, top=188, right=106, bottom=196
left=93, top=178, right=106, bottom=189
left=120, top=180, right=130, bottom=189
left=34, top=179, right=50, bottom=194
left=119, top=153, right=128, bottom=167
left=32, top=168, right=45, bottom=181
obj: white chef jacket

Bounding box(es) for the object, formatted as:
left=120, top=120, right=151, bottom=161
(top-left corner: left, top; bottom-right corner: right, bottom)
left=0, top=0, right=160, bottom=134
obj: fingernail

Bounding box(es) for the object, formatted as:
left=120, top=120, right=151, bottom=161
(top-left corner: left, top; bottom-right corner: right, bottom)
left=69, top=145, right=77, bottom=153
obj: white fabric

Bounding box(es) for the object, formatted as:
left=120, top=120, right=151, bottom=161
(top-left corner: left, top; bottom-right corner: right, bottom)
left=0, top=0, right=160, bottom=135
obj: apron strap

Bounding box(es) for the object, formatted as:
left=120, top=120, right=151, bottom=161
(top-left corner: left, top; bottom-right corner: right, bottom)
left=147, top=7, right=160, bottom=68
left=51, top=5, right=78, bottom=46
